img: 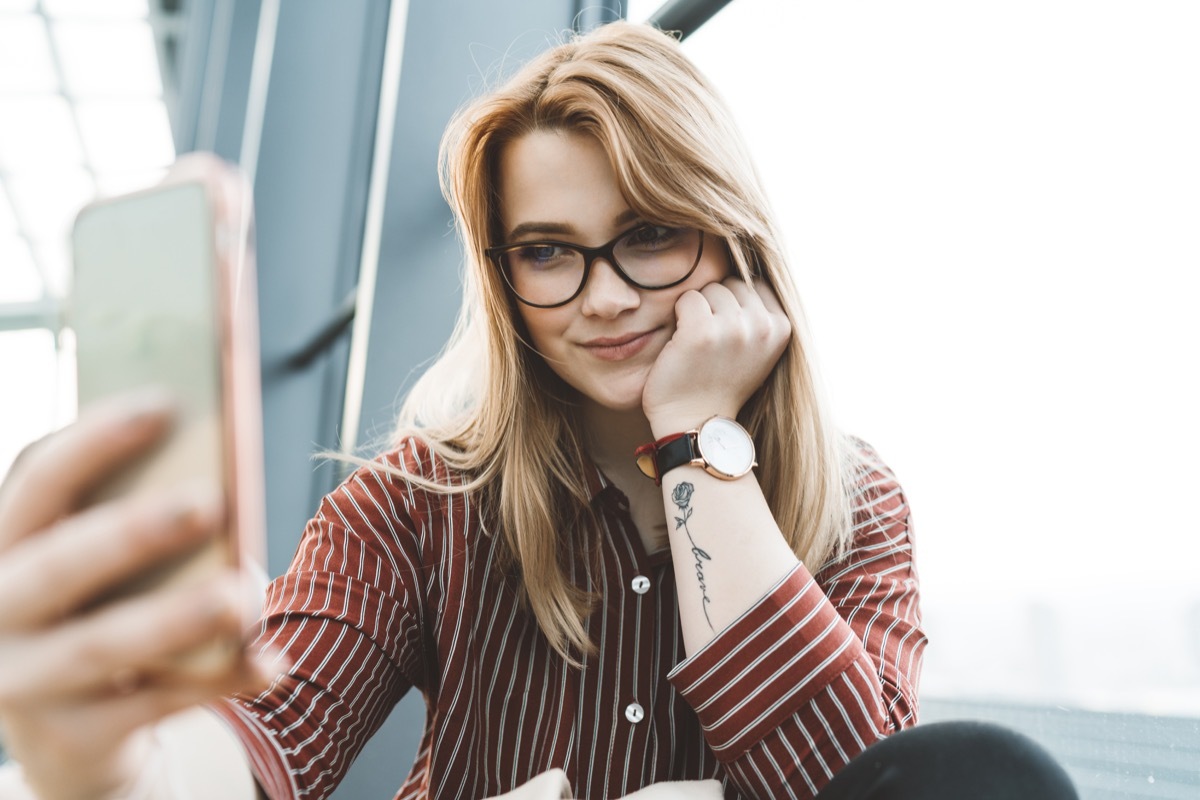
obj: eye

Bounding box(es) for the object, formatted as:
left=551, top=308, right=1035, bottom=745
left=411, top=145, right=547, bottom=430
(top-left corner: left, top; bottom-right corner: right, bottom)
left=510, top=243, right=575, bottom=269
left=622, top=224, right=683, bottom=250
left=523, top=245, right=560, bottom=261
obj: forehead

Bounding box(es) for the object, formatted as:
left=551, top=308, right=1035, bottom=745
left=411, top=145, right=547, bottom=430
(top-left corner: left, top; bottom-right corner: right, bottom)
left=496, top=129, right=629, bottom=239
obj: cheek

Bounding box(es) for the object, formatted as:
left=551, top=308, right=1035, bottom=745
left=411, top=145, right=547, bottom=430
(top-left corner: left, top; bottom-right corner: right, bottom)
left=705, top=239, right=735, bottom=280
left=680, top=252, right=733, bottom=295
left=513, top=310, right=578, bottom=393
left=516, top=307, right=569, bottom=357
left=678, top=238, right=734, bottom=293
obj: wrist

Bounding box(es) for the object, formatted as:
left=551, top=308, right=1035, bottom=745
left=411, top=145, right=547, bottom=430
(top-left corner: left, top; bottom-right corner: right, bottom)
left=645, top=404, right=739, bottom=440
left=117, top=727, right=172, bottom=800
left=635, top=415, right=756, bottom=485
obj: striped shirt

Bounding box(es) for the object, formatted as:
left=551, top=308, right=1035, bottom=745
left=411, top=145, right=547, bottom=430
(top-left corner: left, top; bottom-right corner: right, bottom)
left=213, top=437, right=926, bottom=800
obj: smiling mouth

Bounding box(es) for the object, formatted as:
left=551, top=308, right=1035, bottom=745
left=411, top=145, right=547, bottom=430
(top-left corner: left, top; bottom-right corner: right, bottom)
left=580, top=330, right=658, bottom=361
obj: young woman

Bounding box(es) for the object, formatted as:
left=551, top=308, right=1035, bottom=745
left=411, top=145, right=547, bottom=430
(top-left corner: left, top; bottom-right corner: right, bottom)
left=0, top=21, right=1076, bottom=800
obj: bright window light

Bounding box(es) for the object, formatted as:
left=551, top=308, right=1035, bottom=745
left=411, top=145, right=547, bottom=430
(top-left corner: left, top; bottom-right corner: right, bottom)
left=95, top=167, right=169, bottom=198
left=0, top=96, right=85, bottom=172
left=53, top=21, right=162, bottom=97
left=0, top=15, right=58, bottom=93
left=6, top=170, right=95, bottom=243
left=0, top=1, right=37, bottom=15
left=0, top=0, right=166, bottom=492
left=43, top=0, right=149, bottom=17
left=75, top=99, right=174, bottom=171
left=0, top=329, right=66, bottom=477
left=32, top=238, right=71, bottom=298
left=680, top=0, right=1200, bottom=717
left=624, top=0, right=658, bottom=22
left=0, top=187, right=16, bottom=231
left=0, top=236, right=42, bottom=302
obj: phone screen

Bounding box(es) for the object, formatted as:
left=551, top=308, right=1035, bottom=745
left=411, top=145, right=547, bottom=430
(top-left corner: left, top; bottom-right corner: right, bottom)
left=71, top=182, right=225, bottom=505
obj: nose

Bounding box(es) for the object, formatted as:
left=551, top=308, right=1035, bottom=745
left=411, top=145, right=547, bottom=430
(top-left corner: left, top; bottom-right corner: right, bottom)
left=578, top=257, right=640, bottom=318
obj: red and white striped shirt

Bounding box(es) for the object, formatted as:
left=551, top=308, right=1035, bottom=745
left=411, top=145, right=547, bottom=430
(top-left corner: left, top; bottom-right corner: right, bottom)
left=213, top=437, right=926, bottom=800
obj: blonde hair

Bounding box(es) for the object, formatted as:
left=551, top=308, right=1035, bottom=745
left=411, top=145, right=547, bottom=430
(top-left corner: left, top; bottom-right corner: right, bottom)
left=380, top=21, right=853, bottom=662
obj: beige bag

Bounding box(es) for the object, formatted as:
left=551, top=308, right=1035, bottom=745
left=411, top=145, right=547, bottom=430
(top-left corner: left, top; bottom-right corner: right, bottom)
left=486, top=769, right=723, bottom=800
left=486, top=769, right=572, bottom=799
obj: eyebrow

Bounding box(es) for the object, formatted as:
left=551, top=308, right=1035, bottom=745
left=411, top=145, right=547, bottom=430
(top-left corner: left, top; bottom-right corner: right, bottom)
left=506, top=208, right=641, bottom=241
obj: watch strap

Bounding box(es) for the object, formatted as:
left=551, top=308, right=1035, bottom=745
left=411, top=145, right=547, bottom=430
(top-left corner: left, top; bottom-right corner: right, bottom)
left=634, top=431, right=705, bottom=485
left=634, top=416, right=756, bottom=485
left=634, top=432, right=689, bottom=486
left=653, top=433, right=698, bottom=483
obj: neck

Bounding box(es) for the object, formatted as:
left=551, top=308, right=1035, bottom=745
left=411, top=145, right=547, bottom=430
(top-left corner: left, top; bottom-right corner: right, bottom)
left=582, top=402, right=655, bottom=479
left=582, top=401, right=670, bottom=553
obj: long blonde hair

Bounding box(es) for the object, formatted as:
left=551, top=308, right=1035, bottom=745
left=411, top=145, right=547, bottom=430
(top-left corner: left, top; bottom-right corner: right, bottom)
left=384, top=21, right=853, bottom=662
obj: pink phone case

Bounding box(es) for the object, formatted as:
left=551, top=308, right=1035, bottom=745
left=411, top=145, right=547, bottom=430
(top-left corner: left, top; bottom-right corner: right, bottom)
left=71, top=154, right=266, bottom=673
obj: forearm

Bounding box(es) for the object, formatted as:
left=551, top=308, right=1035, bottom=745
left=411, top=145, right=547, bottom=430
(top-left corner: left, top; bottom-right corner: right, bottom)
left=148, top=707, right=261, bottom=799
left=663, top=456, right=926, bottom=798
left=660, top=468, right=799, bottom=656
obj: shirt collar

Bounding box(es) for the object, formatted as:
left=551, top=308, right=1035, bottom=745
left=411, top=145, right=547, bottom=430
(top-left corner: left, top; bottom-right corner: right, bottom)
left=582, top=453, right=610, bottom=503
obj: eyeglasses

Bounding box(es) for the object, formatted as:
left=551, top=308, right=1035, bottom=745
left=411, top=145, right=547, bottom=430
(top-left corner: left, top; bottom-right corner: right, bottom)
left=486, top=224, right=705, bottom=309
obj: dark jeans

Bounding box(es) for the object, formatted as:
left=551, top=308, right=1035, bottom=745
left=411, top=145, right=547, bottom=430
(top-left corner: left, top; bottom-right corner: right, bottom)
left=815, top=720, right=1079, bottom=799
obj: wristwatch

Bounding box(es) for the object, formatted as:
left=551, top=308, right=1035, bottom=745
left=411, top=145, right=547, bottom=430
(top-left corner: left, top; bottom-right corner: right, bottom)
left=634, top=415, right=757, bottom=485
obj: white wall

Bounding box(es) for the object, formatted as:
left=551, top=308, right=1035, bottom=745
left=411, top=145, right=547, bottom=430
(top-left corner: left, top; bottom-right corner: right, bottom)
left=630, top=0, right=1200, bottom=715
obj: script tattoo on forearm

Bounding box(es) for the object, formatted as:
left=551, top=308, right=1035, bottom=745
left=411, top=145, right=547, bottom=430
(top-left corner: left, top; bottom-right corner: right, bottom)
left=671, top=481, right=713, bottom=630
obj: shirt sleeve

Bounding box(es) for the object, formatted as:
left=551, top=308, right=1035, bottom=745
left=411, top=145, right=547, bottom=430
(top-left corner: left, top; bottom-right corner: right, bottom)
left=666, top=444, right=926, bottom=799
left=211, top=446, right=439, bottom=800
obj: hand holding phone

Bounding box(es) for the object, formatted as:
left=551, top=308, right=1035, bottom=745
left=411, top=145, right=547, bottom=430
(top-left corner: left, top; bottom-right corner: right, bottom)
left=0, top=394, right=275, bottom=800
left=0, top=154, right=274, bottom=799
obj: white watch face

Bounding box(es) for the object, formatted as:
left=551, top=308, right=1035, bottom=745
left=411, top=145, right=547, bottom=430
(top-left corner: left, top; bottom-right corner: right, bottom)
left=697, top=417, right=755, bottom=478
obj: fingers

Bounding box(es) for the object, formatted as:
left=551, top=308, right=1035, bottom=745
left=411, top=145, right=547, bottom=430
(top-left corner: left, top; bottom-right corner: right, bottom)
left=713, top=275, right=785, bottom=315
left=672, top=285, right=717, bottom=325
left=5, top=647, right=284, bottom=771
left=98, top=654, right=278, bottom=733
left=675, top=277, right=788, bottom=343
left=750, top=278, right=787, bottom=317
left=0, top=390, right=175, bottom=549
left=677, top=276, right=779, bottom=317
left=0, top=487, right=223, bottom=630
left=715, top=278, right=792, bottom=349
left=0, top=570, right=257, bottom=707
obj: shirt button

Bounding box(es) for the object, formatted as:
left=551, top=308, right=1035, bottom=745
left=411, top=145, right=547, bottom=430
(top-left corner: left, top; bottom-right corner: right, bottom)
left=625, top=702, right=645, bottom=724
left=631, top=575, right=651, bottom=595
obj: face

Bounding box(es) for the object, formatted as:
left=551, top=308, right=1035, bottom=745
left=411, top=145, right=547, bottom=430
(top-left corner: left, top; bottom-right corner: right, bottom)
left=496, top=129, right=731, bottom=414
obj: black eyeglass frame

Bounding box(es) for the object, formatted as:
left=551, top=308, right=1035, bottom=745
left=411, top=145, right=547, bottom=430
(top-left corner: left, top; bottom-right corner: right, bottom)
left=485, top=226, right=706, bottom=309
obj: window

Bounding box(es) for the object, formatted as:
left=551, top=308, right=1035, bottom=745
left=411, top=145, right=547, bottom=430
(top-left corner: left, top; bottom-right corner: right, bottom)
left=0, top=0, right=172, bottom=474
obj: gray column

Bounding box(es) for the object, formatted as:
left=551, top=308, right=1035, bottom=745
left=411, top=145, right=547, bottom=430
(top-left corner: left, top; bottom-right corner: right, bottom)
left=175, top=0, right=390, bottom=578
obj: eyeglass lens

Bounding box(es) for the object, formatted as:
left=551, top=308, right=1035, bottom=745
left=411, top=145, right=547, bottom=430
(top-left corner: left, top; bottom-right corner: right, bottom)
left=501, top=226, right=701, bottom=307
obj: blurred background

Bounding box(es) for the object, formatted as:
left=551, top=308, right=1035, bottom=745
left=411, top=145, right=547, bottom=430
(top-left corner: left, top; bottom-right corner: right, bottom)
left=0, top=0, right=1197, bottom=797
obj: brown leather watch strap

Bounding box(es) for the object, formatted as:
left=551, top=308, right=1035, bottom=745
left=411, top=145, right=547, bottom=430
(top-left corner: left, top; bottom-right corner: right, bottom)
left=634, top=431, right=690, bottom=486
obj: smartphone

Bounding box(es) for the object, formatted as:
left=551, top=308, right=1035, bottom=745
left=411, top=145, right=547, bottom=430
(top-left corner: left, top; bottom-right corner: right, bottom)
left=68, top=157, right=266, bottom=667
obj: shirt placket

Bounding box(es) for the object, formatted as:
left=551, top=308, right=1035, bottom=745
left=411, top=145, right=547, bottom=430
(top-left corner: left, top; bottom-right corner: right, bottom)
left=606, top=489, right=669, bottom=793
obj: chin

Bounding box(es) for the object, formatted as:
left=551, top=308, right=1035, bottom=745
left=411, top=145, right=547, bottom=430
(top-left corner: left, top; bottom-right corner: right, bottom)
left=596, top=393, right=644, bottom=414
left=575, top=380, right=645, bottom=415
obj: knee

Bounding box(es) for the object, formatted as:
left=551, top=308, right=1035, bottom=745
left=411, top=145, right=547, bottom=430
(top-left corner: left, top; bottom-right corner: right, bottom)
left=923, top=721, right=1076, bottom=797
left=823, top=720, right=1079, bottom=800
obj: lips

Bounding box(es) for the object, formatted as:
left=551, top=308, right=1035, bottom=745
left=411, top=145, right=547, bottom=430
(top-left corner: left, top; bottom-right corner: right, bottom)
left=580, top=329, right=658, bottom=361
